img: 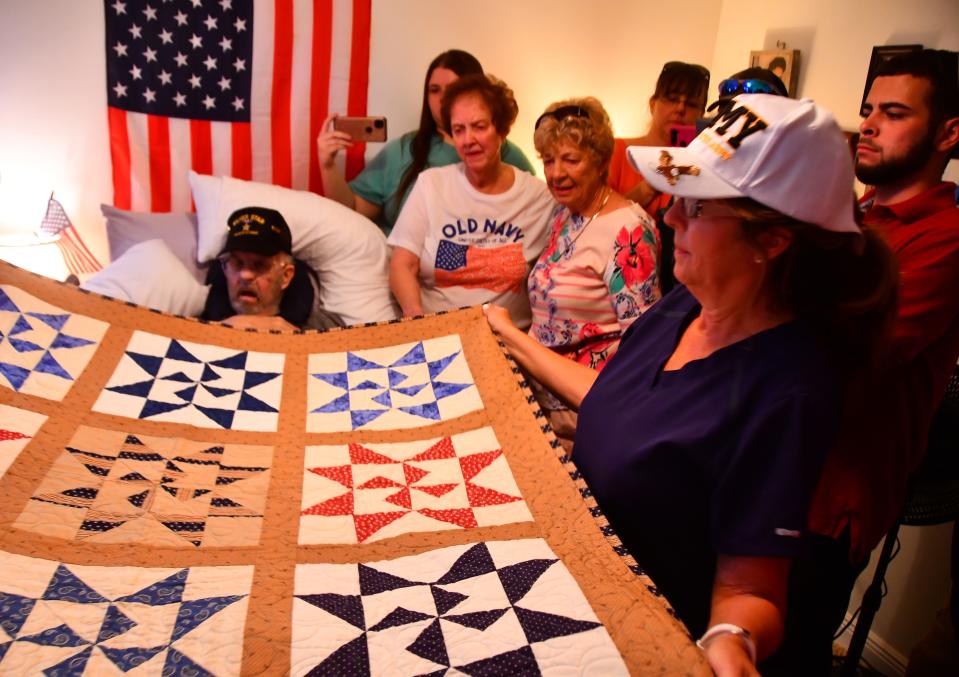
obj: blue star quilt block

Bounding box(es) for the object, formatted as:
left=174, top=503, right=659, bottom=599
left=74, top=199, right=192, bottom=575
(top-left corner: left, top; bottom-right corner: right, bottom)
left=291, top=539, right=628, bottom=676
left=0, top=550, right=251, bottom=675
left=0, top=403, right=47, bottom=479
left=306, top=335, right=483, bottom=432
left=93, top=331, right=285, bottom=430
left=14, top=425, right=273, bottom=548
left=0, top=285, right=107, bottom=400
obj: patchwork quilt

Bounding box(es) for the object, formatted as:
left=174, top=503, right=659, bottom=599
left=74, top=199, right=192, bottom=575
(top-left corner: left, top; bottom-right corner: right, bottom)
left=0, top=261, right=707, bottom=676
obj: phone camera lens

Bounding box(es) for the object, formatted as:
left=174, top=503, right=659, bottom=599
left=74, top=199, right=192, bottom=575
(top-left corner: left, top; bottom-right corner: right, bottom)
left=374, top=119, right=384, bottom=129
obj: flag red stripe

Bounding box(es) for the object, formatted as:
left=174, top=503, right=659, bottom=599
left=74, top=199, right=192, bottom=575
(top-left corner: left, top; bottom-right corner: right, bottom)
left=309, top=0, right=334, bottom=194
left=147, top=115, right=171, bottom=212
left=271, top=0, right=295, bottom=187
left=190, top=120, right=213, bottom=176
left=344, top=0, right=372, bottom=180
left=232, top=123, right=252, bottom=180
left=56, top=241, right=83, bottom=276
left=63, top=228, right=103, bottom=270
left=58, top=230, right=102, bottom=276
left=107, top=107, right=132, bottom=210
left=61, top=246, right=99, bottom=275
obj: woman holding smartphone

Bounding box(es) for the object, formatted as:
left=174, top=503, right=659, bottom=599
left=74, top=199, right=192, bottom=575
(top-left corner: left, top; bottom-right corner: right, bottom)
left=317, top=49, right=534, bottom=234
left=607, top=61, right=709, bottom=215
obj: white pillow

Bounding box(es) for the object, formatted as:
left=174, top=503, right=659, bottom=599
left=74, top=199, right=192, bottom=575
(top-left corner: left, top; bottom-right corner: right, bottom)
left=81, top=239, right=210, bottom=316
left=189, top=171, right=398, bottom=326
left=100, top=205, right=206, bottom=283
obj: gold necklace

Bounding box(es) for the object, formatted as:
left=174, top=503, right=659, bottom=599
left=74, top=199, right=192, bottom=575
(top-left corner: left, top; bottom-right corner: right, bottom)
left=557, top=187, right=611, bottom=257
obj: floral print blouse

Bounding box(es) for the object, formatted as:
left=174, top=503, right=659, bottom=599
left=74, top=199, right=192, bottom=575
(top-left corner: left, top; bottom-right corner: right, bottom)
left=527, top=203, right=661, bottom=372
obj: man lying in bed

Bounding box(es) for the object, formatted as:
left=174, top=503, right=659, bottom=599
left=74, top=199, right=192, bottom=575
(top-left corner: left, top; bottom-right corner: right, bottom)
left=201, top=206, right=317, bottom=331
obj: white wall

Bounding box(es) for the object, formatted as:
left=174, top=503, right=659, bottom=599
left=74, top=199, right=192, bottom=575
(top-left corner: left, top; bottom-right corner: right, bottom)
left=836, top=523, right=955, bottom=674
left=711, top=0, right=959, bottom=129
left=710, top=0, right=959, bottom=184
left=0, top=0, right=112, bottom=267
left=367, top=0, right=722, bottom=165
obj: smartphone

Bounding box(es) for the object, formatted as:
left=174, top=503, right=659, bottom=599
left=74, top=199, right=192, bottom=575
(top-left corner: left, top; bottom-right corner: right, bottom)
left=334, top=116, right=387, bottom=142
left=668, top=124, right=697, bottom=147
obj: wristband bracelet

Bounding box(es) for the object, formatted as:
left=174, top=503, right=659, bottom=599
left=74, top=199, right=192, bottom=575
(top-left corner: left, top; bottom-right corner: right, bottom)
left=696, top=623, right=757, bottom=664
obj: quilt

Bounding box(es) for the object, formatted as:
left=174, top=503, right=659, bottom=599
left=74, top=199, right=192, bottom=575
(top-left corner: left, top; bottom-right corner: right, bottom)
left=0, top=261, right=707, bottom=676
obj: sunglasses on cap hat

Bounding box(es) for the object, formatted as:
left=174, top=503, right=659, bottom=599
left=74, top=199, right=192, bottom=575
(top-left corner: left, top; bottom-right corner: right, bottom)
left=534, top=105, right=590, bottom=130
left=718, top=78, right=782, bottom=97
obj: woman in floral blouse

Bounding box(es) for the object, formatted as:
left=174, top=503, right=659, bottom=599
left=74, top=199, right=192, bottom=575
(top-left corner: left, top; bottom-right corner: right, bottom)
left=487, top=97, right=661, bottom=447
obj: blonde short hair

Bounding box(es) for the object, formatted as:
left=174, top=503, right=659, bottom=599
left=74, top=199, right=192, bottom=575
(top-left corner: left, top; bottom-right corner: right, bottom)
left=533, top=97, right=615, bottom=177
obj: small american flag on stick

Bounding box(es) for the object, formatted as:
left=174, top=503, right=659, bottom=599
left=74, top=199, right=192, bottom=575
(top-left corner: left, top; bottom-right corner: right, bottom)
left=39, top=193, right=103, bottom=276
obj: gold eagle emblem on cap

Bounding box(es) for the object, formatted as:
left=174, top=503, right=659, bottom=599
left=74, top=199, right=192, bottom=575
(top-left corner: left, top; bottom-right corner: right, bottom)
left=656, top=151, right=700, bottom=186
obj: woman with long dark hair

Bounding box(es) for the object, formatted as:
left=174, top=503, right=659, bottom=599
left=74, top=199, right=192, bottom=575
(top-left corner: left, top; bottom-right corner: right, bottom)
left=317, top=49, right=534, bottom=234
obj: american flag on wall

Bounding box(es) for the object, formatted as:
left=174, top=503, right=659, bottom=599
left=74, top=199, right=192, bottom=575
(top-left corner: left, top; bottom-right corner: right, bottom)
left=105, top=0, right=371, bottom=212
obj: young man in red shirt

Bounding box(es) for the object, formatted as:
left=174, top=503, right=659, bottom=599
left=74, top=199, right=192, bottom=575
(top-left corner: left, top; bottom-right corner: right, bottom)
left=770, top=49, right=959, bottom=676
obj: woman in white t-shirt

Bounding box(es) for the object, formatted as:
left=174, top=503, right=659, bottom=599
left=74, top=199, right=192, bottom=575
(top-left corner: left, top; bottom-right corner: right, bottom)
left=388, top=74, right=554, bottom=329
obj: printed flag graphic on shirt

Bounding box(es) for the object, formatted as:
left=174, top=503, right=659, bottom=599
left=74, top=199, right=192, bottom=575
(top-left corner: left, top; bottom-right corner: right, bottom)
left=434, top=240, right=526, bottom=293
left=105, top=0, right=371, bottom=212
left=39, top=194, right=103, bottom=276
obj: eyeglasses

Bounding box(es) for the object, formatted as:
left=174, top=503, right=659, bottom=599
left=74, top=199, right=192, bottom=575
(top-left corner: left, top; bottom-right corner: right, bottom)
left=660, top=93, right=706, bottom=109
left=718, top=78, right=782, bottom=97
left=218, top=254, right=285, bottom=276
left=678, top=198, right=740, bottom=220
left=681, top=198, right=705, bottom=219
left=534, top=105, right=590, bottom=130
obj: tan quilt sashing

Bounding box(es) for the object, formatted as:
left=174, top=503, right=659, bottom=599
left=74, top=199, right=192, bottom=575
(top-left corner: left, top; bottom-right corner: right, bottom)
left=0, top=261, right=707, bottom=676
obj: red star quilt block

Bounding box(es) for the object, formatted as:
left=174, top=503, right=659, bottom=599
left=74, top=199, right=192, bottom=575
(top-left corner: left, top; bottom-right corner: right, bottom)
left=299, top=427, right=532, bottom=544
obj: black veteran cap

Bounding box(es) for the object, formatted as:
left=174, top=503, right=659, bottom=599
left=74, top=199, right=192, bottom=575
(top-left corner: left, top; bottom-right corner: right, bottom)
left=224, top=206, right=293, bottom=257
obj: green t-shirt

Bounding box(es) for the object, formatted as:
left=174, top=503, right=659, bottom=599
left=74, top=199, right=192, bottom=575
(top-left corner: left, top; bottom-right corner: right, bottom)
left=349, top=132, right=535, bottom=234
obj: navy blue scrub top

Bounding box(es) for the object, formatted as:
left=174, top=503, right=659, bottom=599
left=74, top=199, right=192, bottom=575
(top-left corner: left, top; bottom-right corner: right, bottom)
left=574, top=286, right=839, bottom=634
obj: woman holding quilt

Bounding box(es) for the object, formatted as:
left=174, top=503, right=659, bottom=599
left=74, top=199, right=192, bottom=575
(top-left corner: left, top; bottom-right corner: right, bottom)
left=488, top=95, right=898, bottom=675
left=486, top=97, right=660, bottom=444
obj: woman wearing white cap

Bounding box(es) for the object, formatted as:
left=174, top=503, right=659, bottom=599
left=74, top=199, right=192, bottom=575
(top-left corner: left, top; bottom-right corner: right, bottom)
left=485, top=94, right=897, bottom=674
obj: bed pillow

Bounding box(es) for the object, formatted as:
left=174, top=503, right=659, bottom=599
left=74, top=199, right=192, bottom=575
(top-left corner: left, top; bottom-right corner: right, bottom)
left=189, top=171, right=397, bottom=325
left=100, top=204, right=206, bottom=282
left=81, top=239, right=210, bottom=316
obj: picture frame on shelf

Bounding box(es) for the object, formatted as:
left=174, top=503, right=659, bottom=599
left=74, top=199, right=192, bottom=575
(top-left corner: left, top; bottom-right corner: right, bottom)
left=749, top=49, right=801, bottom=97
